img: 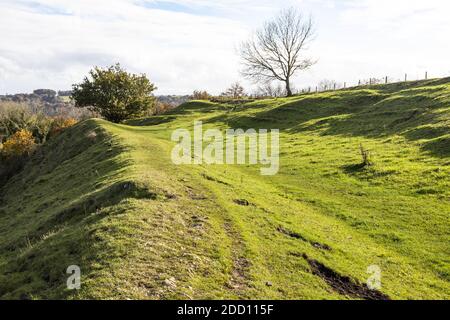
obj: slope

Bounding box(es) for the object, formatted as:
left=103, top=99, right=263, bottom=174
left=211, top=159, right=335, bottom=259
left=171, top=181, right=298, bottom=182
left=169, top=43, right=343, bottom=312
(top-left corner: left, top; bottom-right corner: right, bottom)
left=0, top=78, right=449, bottom=299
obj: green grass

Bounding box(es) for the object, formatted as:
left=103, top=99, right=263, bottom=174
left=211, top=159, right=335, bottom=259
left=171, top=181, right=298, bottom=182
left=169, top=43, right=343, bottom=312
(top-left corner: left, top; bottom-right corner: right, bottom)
left=0, top=78, right=449, bottom=299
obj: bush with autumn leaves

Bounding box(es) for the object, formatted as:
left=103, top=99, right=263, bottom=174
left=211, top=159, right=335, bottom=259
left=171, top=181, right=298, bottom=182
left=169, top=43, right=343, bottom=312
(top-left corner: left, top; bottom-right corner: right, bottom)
left=1, top=129, right=36, bottom=158
left=0, top=106, right=78, bottom=183
left=1, top=119, right=77, bottom=158
left=0, top=102, right=78, bottom=153
left=48, top=117, right=78, bottom=138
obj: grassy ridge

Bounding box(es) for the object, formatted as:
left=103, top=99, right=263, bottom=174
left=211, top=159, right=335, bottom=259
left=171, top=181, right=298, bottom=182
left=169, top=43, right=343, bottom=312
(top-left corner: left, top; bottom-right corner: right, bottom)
left=0, top=78, right=449, bottom=299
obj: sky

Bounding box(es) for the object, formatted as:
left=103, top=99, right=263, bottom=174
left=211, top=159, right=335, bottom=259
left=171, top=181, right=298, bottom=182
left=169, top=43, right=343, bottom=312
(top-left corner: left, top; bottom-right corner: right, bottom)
left=0, top=0, right=449, bottom=95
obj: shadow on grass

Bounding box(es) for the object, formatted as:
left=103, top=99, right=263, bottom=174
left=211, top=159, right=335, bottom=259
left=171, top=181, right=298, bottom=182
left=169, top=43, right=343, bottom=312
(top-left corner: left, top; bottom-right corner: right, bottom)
left=0, top=119, right=145, bottom=299
left=125, top=115, right=178, bottom=126
left=205, top=79, right=450, bottom=158
left=342, top=163, right=367, bottom=174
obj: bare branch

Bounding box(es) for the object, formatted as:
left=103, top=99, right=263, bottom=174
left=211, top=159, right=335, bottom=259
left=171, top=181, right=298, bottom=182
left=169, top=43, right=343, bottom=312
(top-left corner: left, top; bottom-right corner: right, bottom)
left=239, top=8, right=316, bottom=96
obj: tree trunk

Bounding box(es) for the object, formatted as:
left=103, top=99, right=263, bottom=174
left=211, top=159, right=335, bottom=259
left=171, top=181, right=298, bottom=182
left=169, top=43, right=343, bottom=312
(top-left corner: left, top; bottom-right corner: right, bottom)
left=285, top=79, right=293, bottom=97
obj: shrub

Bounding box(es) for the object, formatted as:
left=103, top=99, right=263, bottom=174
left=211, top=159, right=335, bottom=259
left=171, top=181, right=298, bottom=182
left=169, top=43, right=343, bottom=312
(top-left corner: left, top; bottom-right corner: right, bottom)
left=1, top=129, right=36, bottom=158
left=192, top=90, right=211, bottom=100
left=72, top=63, right=157, bottom=123
left=31, top=113, right=53, bottom=143
left=48, top=117, right=78, bottom=138
left=153, top=101, right=174, bottom=115
left=0, top=103, right=33, bottom=141
left=0, top=103, right=53, bottom=143
left=221, top=82, right=246, bottom=99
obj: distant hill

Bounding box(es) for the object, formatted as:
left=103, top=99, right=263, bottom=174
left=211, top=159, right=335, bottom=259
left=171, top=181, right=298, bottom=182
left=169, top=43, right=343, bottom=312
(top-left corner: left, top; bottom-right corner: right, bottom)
left=0, top=89, right=77, bottom=117
left=0, top=91, right=191, bottom=117
left=0, top=78, right=448, bottom=299
left=1, top=89, right=66, bottom=104
left=156, top=95, right=190, bottom=107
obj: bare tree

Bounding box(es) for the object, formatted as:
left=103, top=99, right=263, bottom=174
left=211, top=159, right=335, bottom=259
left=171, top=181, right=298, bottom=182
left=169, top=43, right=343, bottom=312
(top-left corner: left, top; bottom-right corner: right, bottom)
left=255, top=82, right=285, bottom=98
left=318, top=79, right=340, bottom=91
left=239, top=8, right=315, bottom=97
left=192, top=90, right=211, bottom=100
left=359, top=78, right=383, bottom=86
left=222, top=82, right=245, bottom=99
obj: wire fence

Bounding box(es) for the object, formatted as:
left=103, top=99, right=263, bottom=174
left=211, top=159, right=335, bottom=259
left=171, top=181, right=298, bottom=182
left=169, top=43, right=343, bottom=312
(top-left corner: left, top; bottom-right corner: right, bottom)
left=295, top=71, right=448, bottom=95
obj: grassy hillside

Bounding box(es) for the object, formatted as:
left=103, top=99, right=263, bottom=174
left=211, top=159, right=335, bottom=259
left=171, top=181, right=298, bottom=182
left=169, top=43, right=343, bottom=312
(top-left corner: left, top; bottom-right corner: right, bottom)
left=0, top=78, right=449, bottom=299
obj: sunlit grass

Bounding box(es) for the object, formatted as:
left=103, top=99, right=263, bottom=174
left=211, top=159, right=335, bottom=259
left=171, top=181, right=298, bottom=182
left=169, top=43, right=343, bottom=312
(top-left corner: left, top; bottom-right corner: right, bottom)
left=0, top=78, right=448, bottom=299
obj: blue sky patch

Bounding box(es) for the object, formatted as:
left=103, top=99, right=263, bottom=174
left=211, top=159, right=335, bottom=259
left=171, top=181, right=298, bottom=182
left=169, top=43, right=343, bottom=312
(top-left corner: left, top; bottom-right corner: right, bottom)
left=21, top=1, right=72, bottom=16
left=137, top=0, right=218, bottom=17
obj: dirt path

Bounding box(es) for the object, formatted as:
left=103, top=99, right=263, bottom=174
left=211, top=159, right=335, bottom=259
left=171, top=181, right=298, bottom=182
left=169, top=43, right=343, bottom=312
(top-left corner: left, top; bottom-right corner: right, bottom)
left=223, top=220, right=252, bottom=297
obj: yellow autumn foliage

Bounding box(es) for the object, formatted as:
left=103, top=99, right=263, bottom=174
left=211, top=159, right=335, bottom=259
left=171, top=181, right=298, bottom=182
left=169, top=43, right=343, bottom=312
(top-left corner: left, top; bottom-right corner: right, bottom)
left=1, top=129, right=36, bottom=158
left=49, top=117, right=78, bottom=137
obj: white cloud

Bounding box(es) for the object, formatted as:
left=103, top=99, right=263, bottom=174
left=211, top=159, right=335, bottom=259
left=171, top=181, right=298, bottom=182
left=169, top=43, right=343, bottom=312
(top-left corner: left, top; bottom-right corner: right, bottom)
left=0, top=0, right=449, bottom=94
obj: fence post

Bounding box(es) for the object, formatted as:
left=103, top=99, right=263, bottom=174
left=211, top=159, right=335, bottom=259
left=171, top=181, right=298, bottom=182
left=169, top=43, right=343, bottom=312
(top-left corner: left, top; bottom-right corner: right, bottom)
left=344, top=82, right=346, bottom=88
left=385, top=76, right=388, bottom=84
left=405, top=73, right=407, bottom=82
left=333, top=83, right=336, bottom=90
left=315, top=86, right=318, bottom=93
left=425, top=71, right=428, bottom=80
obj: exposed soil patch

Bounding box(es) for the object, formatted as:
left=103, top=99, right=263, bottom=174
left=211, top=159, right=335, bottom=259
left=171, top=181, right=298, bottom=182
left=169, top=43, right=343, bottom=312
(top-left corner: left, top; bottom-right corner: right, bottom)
left=311, top=242, right=332, bottom=251
left=227, top=256, right=251, bottom=291
left=302, top=254, right=390, bottom=300
left=223, top=221, right=251, bottom=295
left=201, top=173, right=230, bottom=186
left=277, top=226, right=331, bottom=251
left=233, top=199, right=252, bottom=206
left=185, top=186, right=208, bottom=200
left=189, top=215, right=208, bottom=229
left=277, top=226, right=307, bottom=241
